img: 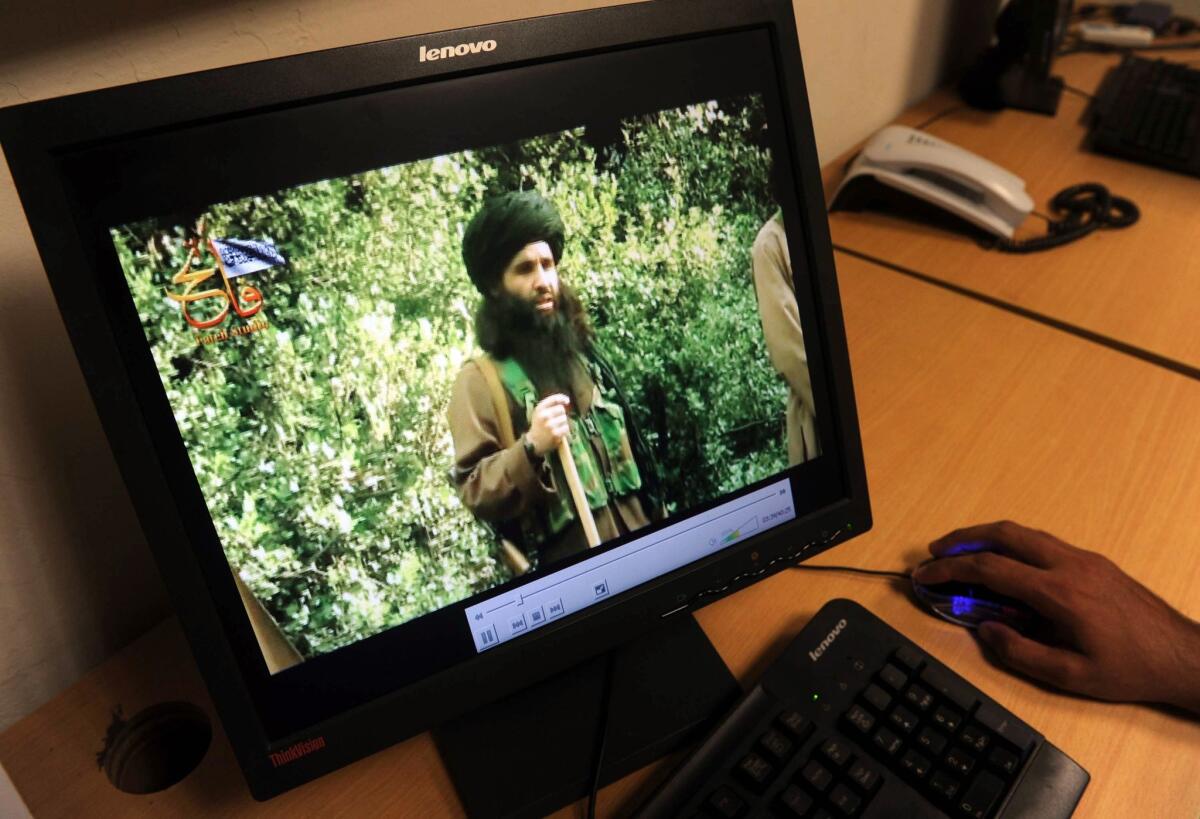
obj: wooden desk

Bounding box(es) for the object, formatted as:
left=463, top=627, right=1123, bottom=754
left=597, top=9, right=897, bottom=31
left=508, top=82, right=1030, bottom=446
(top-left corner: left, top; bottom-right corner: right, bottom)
left=826, top=51, right=1200, bottom=375
left=3, top=252, right=1199, bottom=817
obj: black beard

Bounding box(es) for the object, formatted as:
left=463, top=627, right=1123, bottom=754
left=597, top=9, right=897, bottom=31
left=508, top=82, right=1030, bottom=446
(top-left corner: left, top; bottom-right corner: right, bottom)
left=475, top=283, right=594, bottom=405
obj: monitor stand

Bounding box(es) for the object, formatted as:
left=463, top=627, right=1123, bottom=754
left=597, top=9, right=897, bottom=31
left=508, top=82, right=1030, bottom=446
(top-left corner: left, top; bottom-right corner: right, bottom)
left=433, top=613, right=740, bottom=819
left=999, top=66, right=1064, bottom=116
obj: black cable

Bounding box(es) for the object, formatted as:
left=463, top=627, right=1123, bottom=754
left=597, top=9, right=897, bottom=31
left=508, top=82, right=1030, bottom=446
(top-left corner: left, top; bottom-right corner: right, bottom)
left=1060, top=38, right=1200, bottom=55
left=792, top=564, right=912, bottom=581
left=1061, top=83, right=1095, bottom=100
left=988, top=182, right=1139, bottom=254
left=1072, top=3, right=1106, bottom=20
left=912, top=104, right=966, bottom=132
left=1120, top=40, right=1200, bottom=51
left=586, top=650, right=617, bottom=819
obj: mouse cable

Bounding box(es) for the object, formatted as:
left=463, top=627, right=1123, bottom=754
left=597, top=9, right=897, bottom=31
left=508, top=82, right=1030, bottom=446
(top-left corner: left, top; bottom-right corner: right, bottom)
left=791, top=563, right=912, bottom=581
left=985, top=182, right=1139, bottom=254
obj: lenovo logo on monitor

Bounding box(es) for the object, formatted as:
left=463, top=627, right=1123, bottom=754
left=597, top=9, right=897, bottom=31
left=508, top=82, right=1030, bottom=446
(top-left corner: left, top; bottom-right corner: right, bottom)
left=419, top=40, right=497, bottom=62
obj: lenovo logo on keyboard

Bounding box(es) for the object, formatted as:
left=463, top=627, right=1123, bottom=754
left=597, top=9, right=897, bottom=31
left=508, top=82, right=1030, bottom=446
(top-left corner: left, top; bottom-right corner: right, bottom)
left=808, top=618, right=848, bottom=662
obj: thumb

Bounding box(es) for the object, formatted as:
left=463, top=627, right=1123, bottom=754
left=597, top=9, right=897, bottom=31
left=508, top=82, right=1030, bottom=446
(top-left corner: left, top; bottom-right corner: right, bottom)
left=977, top=621, right=1087, bottom=692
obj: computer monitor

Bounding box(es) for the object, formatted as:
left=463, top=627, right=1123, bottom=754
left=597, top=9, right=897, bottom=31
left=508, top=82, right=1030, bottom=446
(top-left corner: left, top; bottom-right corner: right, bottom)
left=0, top=0, right=870, bottom=807
left=961, top=0, right=1074, bottom=115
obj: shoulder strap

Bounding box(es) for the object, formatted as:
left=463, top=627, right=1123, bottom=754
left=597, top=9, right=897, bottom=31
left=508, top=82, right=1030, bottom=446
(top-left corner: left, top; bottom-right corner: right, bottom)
left=474, top=355, right=532, bottom=575
left=476, top=355, right=516, bottom=449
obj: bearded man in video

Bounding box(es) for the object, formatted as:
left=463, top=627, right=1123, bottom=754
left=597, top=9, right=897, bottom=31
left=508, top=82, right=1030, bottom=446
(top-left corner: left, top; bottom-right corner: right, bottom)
left=448, top=191, right=664, bottom=571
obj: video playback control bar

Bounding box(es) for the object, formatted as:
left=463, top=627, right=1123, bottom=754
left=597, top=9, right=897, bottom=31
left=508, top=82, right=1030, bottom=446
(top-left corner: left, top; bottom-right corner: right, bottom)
left=465, top=479, right=796, bottom=652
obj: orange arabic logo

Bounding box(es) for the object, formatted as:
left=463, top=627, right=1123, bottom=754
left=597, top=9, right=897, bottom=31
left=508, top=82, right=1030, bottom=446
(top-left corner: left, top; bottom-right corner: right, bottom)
left=166, top=237, right=264, bottom=329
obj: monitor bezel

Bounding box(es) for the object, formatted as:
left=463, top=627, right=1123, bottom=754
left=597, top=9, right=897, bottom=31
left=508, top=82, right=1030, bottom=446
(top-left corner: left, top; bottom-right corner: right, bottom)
left=0, top=0, right=871, bottom=799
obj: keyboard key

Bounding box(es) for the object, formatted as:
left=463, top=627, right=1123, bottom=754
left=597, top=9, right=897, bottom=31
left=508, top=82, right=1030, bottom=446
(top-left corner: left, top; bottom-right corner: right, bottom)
left=735, top=752, right=774, bottom=792
left=759, top=727, right=795, bottom=761
left=812, top=809, right=835, bottom=819
left=888, top=705, right=918, bottom=734
left=893, top=645, right=924, bottom=672
left=879, top=663, right=908, bottom=691
left=974, top=703, right=1035, bottom=753
left=776, top=784, right=814, bottom=817
left=960, top=724, right=990, bottom=754
left=844, top=704, right=876, bottom=735
left=916, top=725, right=948, bottom=756
left=944, top=747, right=975, bottom=777
left=899, top=748, right=932, bottom=779
left=778, top=710, right=814, bottom=742
left=903, top=683, right=934, bottom=712
left=872, top=727, right=903, bottom=756
left=800, top=759, right=834, bottom=792
left=862, top=683, right=892, bottom=713
left=933, top=705, right=963, bottom=733
left=846, top=759, right=882, bottom=794
left=820, top=737, right=854, bottom=768
left=828, top=783, right=862, bottom=816
left=706, top=786, right=745, bottom=818
left=929, top=771, right=960, bottom=802
left=920, top=665, right=978, bottom=713
left=987, top=746, right=1020, bottom=776
left=959, top=770, right=1006, bottom=818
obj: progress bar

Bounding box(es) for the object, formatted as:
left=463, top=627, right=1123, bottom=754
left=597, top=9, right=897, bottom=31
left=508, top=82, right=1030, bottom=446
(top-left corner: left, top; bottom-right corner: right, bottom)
left=464, top=479, right=795, bottom=651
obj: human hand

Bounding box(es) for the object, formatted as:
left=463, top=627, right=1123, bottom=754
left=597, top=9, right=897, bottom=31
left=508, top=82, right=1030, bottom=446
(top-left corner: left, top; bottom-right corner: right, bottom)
left=526, top=394, right=571, bottom=456
left=913, top=521, right=1200, bottom=713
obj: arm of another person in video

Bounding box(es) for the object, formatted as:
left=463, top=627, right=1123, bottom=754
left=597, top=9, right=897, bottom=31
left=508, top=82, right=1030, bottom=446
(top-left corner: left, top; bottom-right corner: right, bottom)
left=914, top=521, right=1200, bottom=715
left=448, top=362, right=557, bottom=522
left=751, top=228, right=815, bottom=411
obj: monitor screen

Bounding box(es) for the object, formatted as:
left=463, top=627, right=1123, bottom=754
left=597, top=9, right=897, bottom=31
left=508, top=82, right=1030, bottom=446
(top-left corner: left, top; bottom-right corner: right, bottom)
left=109, top=89, right=811, bottom=672
left=1, top=0, right=870, bottom=799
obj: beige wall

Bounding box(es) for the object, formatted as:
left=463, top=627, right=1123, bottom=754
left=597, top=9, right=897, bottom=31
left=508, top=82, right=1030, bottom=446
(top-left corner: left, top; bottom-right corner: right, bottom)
left=0, top=761, right=31, bottom=819
left=0, top=0, right=993, bottom=732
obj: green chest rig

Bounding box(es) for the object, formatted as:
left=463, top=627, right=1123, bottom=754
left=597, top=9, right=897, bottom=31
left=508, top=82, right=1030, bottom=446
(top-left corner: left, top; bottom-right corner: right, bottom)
left=494, top=355, right=642, bottom=544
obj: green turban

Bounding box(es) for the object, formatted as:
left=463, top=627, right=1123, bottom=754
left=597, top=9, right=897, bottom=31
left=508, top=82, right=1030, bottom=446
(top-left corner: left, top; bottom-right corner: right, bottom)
left=462, top=191, right=565, bottom=296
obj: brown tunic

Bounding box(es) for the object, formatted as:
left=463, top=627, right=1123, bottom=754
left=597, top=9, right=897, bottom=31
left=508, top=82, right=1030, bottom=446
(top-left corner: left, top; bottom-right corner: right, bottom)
left=448, top=359, right=650, bottom=568
left=752, top=216, right=820, bottom=465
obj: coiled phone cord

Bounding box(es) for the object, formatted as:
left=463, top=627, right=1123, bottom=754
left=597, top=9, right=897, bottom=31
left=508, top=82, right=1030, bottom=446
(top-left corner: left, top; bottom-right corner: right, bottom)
left=988, top=182, right=1140, bottom=253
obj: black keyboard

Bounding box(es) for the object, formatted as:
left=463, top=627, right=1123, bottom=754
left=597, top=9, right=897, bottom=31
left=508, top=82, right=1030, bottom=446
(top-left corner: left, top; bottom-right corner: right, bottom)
left=1088, top=55, right=1200, bottom=177
left=634, top=599, right=1088, bottom=819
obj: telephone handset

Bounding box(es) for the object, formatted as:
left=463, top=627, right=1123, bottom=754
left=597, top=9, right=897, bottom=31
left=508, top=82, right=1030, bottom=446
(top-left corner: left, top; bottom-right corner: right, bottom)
left=831, top=125, right=1033, bottom=239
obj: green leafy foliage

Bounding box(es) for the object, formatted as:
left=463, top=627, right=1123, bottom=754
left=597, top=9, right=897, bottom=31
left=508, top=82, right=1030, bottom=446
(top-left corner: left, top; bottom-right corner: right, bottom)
left=112, top=95, right=790, bottom=659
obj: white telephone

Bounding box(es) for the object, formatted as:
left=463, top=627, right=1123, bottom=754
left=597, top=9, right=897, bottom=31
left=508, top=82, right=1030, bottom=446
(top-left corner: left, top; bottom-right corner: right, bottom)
left=830, top=125, right=1034, bottom=239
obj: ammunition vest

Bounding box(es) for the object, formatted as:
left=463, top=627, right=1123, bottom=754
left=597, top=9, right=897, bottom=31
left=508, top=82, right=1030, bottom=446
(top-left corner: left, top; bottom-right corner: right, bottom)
left=494, top=356, right=642, bottom=545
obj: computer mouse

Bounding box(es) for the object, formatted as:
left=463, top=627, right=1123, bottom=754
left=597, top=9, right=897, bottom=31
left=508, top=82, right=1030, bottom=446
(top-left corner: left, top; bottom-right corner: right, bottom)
left=911, top=558, right=1039, bottom=630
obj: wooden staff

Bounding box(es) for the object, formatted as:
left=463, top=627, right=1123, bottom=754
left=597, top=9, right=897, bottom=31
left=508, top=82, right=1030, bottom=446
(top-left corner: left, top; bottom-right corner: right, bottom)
left=557, top=437, right=601, bottom=547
